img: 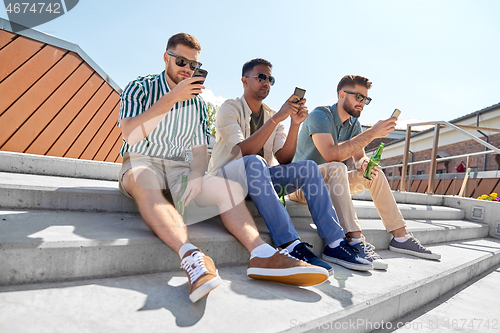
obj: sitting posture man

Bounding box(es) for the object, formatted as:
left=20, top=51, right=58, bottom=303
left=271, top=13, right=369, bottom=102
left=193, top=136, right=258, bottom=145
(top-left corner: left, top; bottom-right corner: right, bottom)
left=291, top=74, right=440, bottom=269
left=208, top=59, right=372, bottom=273
left=117, top=34, right=329, bottom=303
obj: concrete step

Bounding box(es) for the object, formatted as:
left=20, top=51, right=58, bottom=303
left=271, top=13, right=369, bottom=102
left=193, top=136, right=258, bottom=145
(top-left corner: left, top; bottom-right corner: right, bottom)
left=378, top=264, right=500, bottom=333
left=0, top=208, right=488, bottom=285
left=1, top=238, right=499, bottom=333
left=0, top=151, right=120, bottom=181
left=0, top=172, right=466, bottom=221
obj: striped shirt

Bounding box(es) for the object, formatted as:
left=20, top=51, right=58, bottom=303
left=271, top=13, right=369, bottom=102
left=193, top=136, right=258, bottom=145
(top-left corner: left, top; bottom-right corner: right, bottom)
left=118, top=71, right=209, bottom=158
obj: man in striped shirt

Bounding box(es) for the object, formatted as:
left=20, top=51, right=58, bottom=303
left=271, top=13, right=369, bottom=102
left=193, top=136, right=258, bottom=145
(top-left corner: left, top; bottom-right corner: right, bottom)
left=117, top=33, right=329, bottom=303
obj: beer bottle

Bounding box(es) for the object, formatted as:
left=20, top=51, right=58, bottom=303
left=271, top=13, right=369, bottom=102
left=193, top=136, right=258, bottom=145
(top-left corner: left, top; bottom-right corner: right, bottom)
left=363, top=143, right=385, bottom=180
left=176, top=175, right=188, bottom=221
left=278, top=185, right=286, bottom=207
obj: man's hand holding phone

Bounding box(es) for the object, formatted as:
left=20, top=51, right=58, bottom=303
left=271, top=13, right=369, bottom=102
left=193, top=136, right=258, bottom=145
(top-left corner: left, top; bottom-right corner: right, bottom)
left=171, top=75, right=206, bottom=102
left=275, top=94, right=301, bottom=122
left=290, top=98, right=308, bottom=125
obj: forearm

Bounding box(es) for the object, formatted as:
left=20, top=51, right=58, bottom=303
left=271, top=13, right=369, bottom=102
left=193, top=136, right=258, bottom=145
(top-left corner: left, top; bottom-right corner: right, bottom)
left=327, top=130, right=376, bottom=162
left=237, top=117, right=277, bottom=156
left=121, top=93, right=178, bottom=145
left=275, top=123, right=299, bottom=164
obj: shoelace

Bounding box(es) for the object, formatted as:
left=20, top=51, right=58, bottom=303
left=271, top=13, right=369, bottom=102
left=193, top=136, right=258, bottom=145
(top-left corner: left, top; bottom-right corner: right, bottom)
left=181, top=251, right=208, bottom=283
left=293, top=242, right=314, bottom=259
left=407, top=234, right=428, bottom=250
left=359, top=241, right=381, bottom=260
left=279, top=248, right=302, bottom=262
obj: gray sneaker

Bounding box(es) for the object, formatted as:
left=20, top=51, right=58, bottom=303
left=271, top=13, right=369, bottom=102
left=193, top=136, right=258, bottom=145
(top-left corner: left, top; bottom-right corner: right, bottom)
left=389, top=235, right=441, bottom=260
left=351, top=240, right=388, bottom=270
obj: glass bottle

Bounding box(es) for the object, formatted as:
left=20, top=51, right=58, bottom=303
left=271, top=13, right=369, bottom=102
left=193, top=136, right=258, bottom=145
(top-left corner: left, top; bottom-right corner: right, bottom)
left=363, top=143, right=385, bottom=180
left=176, top=175, right=188, bottom=221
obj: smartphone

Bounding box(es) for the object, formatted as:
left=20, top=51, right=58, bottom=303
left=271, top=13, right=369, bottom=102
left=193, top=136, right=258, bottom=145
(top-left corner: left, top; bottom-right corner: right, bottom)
left=391, top=109, right=401, bottom=119
left=192, top=69, right=208, bottom=84
left=292, top=87, right=306, bottom=103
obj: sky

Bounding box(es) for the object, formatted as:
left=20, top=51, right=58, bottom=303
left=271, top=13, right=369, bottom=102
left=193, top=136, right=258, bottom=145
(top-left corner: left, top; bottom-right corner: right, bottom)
left=2, top=0, right=499, bottom=129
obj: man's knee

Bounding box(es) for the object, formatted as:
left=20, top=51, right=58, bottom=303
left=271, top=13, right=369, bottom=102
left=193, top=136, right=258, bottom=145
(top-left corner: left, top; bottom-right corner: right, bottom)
left=327, top=162, right=348, bottom=177
left=212, top=177, right=245, bottom=203
left=123, top=167, right=161, bottom=192
left=246, top=155, right=268, bottom=173
left=295, top=160, right=320, bottom=179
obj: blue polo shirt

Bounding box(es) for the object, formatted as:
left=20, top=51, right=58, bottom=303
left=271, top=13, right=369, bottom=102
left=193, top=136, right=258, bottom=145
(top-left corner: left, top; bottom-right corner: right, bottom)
left=293, top=104, right=361, bottom=165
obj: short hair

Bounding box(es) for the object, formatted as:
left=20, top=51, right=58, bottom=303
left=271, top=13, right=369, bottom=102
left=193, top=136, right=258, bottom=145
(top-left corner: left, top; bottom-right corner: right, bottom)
left=242, top=58, right=272, bottom=77
left=166, top=33, right=201, bottom=52
left=337, top=75, right=372, bottom=94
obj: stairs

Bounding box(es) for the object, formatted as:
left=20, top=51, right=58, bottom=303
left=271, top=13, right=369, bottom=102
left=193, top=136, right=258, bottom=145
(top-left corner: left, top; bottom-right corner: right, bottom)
left=1, top=151, right=499, bottom=333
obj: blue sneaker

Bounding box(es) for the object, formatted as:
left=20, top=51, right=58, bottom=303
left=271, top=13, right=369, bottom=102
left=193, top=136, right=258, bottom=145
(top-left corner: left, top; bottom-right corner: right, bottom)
left=350, top=240, right=388, bottom=270
left=289, top=242, right=333, bottom=276
left=322, top=240, right=373, bottom=271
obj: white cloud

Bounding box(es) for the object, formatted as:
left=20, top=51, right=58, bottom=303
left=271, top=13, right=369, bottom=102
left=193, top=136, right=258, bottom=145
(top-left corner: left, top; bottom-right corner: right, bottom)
left=201, top=89, right=226, bottom=107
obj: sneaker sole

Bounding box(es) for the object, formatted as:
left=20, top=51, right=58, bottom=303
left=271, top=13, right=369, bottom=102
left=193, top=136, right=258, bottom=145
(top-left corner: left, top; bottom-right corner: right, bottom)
left=189, top=275, right=223, bottom=303
left=372, top=259, right=388, bottom=270
left=247, top=267, right=328, bottom=287
left=321, top=254, right=373, bottom=271
left=389, top=245, right=441, bottom=260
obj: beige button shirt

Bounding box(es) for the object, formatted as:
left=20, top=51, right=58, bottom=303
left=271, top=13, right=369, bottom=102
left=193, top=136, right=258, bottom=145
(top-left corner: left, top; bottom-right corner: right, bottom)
left=208, top=96, right=286, bottom=174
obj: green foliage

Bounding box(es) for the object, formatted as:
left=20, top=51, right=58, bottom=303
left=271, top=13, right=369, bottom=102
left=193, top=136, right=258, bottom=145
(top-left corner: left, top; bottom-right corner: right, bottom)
left=206, top=103, right=218, bottom=137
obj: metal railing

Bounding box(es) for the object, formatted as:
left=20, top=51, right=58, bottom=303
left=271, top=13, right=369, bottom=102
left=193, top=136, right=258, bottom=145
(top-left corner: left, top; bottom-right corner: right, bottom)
left=390, top=121, right=500, bottom=194
left=383, top=149, right=498, bottom=194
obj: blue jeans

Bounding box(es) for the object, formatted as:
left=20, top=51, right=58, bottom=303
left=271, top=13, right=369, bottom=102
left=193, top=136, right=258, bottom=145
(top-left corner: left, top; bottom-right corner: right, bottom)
left=217, top=155, right=345, bottom=246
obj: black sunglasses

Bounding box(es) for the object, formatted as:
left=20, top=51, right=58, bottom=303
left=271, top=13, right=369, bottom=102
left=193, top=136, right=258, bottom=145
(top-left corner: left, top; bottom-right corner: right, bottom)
left=167, top=51, right=202, bottom=71
left=344, top=90, right=372, bottom=105
left=245, top=73, right=275, bottom=86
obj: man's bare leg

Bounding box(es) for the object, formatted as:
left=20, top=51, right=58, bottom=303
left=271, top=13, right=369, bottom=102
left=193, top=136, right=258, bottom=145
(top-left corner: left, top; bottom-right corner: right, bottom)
left=122, top=167, right=224, bottom=302
left=122, top=168, right=188, bottom=253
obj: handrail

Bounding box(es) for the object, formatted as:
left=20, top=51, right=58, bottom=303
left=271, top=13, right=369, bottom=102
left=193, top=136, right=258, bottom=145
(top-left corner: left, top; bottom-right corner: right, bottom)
left=400, top=121, right=500, bottom=194
left=382, top=149, right=497, bottom=169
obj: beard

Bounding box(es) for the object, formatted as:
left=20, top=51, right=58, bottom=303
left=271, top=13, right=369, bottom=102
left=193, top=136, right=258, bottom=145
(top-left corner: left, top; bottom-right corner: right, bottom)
left=342, top=99, right=362, bottom=118
left=255, top=86, right=270, bottom=100
left=166, top=63, right=191, bottom=85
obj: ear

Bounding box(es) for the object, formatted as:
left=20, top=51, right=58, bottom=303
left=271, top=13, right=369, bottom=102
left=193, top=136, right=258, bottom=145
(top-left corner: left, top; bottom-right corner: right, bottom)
left=241, top=76, right=248, bottom=87
left=164, top=52, right=169, bottom=65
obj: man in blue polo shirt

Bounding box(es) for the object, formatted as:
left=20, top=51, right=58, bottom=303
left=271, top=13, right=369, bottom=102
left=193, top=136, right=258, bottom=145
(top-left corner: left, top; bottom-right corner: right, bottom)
left=291, top=75, right=440, bottom=269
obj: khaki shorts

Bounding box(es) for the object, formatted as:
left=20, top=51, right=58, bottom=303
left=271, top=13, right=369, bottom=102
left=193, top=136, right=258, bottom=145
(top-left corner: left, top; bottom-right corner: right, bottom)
left=118, top=153, right=211, bottom=200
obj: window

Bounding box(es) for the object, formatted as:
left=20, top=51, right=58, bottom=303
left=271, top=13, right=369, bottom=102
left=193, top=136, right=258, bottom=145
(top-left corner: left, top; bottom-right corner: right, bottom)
left=417, top=171, right=425, bottom=175
left=436, top=169, right=446, bottom=174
